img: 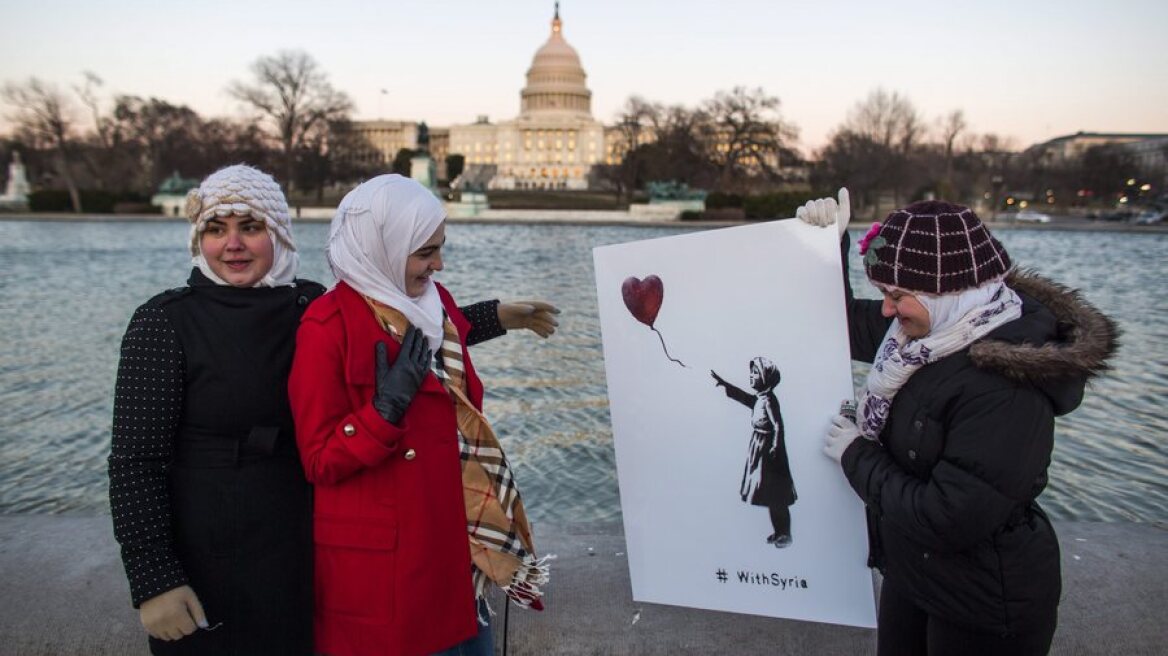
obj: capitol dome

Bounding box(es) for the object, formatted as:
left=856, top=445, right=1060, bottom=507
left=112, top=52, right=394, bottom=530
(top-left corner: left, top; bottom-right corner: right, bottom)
left=520, top=4, right=592, bottom=118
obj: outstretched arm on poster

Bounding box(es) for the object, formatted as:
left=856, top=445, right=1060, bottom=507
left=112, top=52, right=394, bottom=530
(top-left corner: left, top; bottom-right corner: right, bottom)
left=710, top=369, right=754, bottom=407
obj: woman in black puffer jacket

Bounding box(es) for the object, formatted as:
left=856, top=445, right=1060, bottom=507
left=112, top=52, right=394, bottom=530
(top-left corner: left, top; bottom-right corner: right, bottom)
left=799, top=191, right=1118, bottom=656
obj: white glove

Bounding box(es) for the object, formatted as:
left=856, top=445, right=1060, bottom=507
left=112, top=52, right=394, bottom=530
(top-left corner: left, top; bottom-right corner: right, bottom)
left=498, top=300, right=560, bottom=338
left=795, top=188, right=852, bottom=239
left=139, top=584, right=207, bottom=641
left=823, top=414, right=862, bottom=464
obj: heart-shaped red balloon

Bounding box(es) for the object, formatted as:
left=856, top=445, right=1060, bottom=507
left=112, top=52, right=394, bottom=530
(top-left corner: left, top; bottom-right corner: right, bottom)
left=622, top=275, right=664, bottom=327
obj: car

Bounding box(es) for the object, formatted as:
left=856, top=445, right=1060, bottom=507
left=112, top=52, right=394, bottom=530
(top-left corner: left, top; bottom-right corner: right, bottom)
left=1098, top=209, right=1135, bottom=222
left=1134, top=210, right=1165, bottom=225
left=1015, top=210, right=1052, bottom=224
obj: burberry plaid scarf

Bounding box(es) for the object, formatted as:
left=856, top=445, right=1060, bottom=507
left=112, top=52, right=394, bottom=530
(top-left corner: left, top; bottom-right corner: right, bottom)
left=363, top=297, right=549, bottom=613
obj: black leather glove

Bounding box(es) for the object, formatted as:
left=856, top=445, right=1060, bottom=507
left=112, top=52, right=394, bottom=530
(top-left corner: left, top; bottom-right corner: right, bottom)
left=373, top=325, right=432, bottom=425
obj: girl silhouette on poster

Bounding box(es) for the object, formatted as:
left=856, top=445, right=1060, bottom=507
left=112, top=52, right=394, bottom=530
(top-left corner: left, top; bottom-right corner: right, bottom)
left=711, top=357, right=797, bottom=548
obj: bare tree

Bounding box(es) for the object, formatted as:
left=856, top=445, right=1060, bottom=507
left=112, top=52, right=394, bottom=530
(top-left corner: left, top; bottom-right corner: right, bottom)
left=611, top=96, right=658, bottom=202
left=701, top=87, right=797, bottom=192
left=1076, top=145, right=1139, bottom=202
left=111, top=96, right=207, bottom=192
left=846, top=88, right=922, bottom=151
left=75, top=72, right=110, bottom=149
left=641, top=103, right=716, bottom=189
left=844, top=89, right=924, bottom=206
left=1, top=77, right=82, bottom=211
left=228, top=50, right=353, bottom=190
left=72, top=71, right=128, bottom=191
left=814, top=129, right=889, bottom=217
left=938, top=109, right=968, bottom=196
left=973, top=133, right=1017, bottom=218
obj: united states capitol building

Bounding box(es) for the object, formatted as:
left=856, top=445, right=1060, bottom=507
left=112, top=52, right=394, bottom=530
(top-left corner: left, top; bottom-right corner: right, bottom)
left=341, top=5, right=623, bottom=190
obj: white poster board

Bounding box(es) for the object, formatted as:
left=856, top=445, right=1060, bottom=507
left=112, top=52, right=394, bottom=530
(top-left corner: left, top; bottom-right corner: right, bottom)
left=593, top=219, right=876, bottom=628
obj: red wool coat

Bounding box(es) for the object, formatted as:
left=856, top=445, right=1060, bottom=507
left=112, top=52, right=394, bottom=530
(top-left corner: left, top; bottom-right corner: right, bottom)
left=288, top=281, right=481, bottom=656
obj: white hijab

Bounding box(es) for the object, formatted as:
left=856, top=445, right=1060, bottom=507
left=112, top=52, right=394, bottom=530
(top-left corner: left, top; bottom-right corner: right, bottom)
left=857, top=279, right=1023, bottom=440
left=326, top=174, right=447, bottom=352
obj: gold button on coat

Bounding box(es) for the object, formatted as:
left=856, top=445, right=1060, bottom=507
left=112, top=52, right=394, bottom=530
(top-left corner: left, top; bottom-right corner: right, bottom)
left=404, top=448, right=417, bottom=460
left=343, top=424, right=356, bottom=437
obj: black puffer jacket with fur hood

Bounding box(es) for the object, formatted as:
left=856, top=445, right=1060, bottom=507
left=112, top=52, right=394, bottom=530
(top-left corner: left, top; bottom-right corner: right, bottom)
left=841, top=264, right=1119, bottom=635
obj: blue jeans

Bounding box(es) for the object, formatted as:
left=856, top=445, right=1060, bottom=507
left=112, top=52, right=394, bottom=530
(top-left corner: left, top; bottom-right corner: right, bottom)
left=432, top=599, right=494, bottom=656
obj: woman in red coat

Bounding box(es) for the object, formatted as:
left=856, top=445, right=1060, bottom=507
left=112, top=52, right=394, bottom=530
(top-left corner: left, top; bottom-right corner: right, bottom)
left=289, top=174, right=550, bottom=656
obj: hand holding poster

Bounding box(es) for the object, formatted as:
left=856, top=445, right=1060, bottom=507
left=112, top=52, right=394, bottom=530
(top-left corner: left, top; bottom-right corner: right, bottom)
left=593, top=218, right=876, bottom=628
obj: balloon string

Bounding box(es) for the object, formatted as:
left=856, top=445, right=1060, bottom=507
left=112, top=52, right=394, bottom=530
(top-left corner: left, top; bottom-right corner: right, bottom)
left=652, top=327, right=687, bottom=367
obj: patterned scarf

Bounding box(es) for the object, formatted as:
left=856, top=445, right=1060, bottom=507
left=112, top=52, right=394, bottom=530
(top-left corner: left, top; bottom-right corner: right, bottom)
left=858, top=282, right=1023, bottom=440
left=363, top=297, right=550, bottom=613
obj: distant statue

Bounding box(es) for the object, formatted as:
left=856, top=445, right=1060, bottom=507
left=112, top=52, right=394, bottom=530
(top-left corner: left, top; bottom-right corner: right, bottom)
left=647, top=180, right=708, bottom=201
left=416, top=122, right=430, bottom=154
left=1, top=150, right=32, bottom=208
left=410, top=126, right=437, bottom=192
left=157, top=171, right=199, bottom=195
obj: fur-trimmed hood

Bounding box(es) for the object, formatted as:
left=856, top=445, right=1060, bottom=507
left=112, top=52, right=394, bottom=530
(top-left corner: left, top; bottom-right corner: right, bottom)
left=969, top=269, right=1120, bottom=413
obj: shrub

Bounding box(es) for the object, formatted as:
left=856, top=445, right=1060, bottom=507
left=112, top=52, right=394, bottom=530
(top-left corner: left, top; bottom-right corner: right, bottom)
left=705, top=191, right=744, bottom=209
left=113, top=202, right=162, bottom=214
left=743, top=192, right=808, bottom=220
left=27, top=189, right=159, bottom=213
left=701, top=208, right=746, bottom=221
left=28, top=189, right=119, bottom=213
left=28, top=190, right=73, bottom=212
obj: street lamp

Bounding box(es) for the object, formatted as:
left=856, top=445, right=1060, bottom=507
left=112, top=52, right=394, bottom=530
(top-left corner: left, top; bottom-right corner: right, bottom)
left=990, top=175, right=1004, bottom=220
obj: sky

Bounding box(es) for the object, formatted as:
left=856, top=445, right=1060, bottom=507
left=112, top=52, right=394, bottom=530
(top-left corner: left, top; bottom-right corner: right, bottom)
left=2, top=0, right=1166, bottom=154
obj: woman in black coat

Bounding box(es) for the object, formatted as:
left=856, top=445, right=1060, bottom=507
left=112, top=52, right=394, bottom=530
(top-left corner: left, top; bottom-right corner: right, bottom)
left=109, top=164, right=323, bottom=655
left=800, top=191, right=1118, bottom=656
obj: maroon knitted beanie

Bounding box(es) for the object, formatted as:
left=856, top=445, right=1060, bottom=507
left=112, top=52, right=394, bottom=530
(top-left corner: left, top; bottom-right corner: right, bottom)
left=862, top=201, right=1012, bottom=294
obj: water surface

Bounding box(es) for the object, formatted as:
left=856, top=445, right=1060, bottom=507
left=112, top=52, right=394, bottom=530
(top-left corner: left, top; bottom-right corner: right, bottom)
left=0, top=221, right=1164, bottom=524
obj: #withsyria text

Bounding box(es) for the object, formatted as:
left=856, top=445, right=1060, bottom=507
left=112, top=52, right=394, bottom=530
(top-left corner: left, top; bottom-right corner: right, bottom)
left=714, top=568, right=810, bottom=590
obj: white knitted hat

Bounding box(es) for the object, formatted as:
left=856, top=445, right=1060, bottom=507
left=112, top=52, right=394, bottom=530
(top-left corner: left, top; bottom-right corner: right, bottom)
left=185, top=164, right=295, bottom=254
left=184, top=164, right=299, bottom=287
